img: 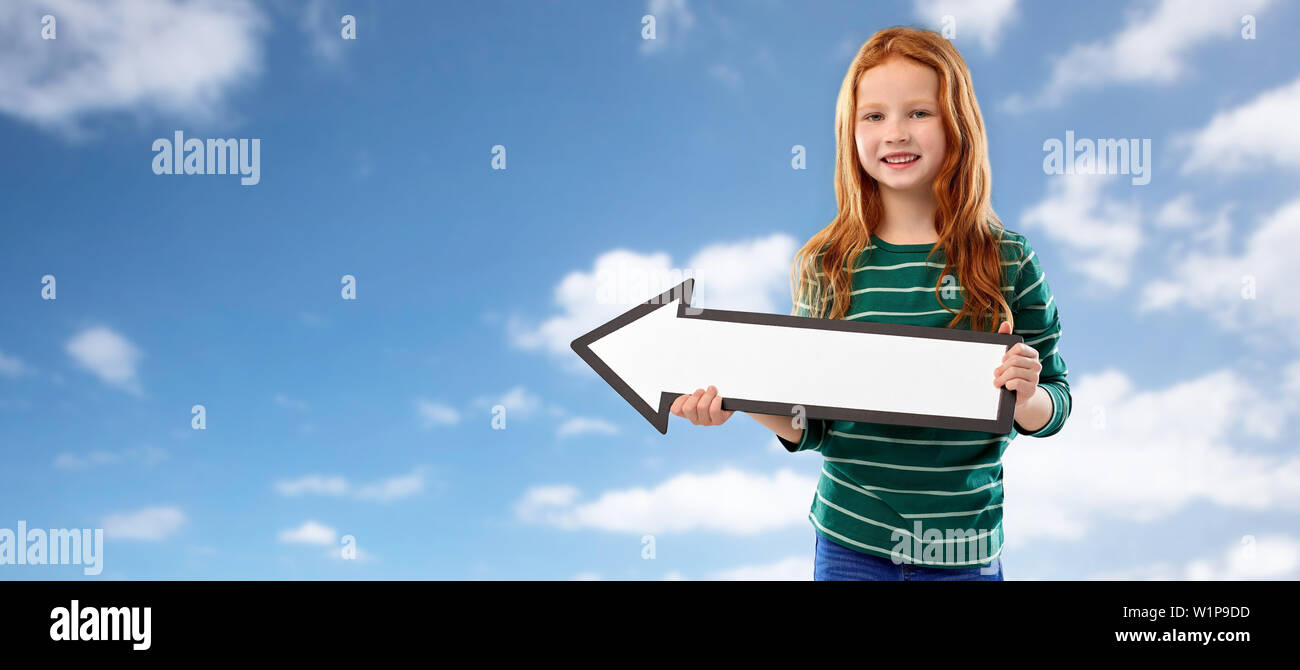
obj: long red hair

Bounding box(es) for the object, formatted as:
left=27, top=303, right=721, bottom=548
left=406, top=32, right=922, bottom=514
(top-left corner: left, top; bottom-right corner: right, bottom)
left=791, top=26, right=1019, bottom=332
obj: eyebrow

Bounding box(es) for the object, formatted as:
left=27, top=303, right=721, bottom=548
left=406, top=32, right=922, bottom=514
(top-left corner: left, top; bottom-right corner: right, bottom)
left=857, top=98, right=936, bottom=108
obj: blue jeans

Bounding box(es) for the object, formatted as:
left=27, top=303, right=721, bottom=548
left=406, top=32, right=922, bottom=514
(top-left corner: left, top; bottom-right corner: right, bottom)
left=814, top=529, right=1003, bottom=581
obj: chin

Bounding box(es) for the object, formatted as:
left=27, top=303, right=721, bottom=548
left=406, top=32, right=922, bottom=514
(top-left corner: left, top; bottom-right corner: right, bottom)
left=875, top=175, right=923, bottom=190
left=877, top=169, right=937, bottom=188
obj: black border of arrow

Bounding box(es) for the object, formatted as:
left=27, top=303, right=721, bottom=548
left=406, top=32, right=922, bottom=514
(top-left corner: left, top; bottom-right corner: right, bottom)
left=571, top=278, right=1023, bottom=435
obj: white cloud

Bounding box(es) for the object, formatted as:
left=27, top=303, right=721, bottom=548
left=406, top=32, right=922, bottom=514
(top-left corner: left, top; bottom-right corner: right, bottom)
left=707, top=63, right=742, bottom=89
left=514, top=468, right=815, bottom=535
left=274, top=474, right=350, bottom=497
left=415, top=398, right=460, bottom=427
left=1140, top=195, right=1300, bottom=347
left=1090, top=534, right=1300, bottom=580
left=1154, top=193, right=1199, bottom=229
left=913, top=0, right=1018, bottom=53
left=1153, top=193, right=1234, bottom=245
left=1019, top=175, right=1142, bottom=289
left=324, top=545, right=374, bottom=562
left=299, top=0, right=347, bottom=64
left=1003, top=365, right=1300, bottom=547
left=0, top=349, right=27, bottom=377
left=0, top=0, right=267, bottom=135
left=274, top=468, right=427, bottom=502
left=499, top=386, right=542, bottom=416
left=511, top=234, right=799, bottom=366
left=1177, top=75, right=1300, bottom=175
left=354, top=469, right=426, bottom=502
left=54, top=445, right=167, bottom=469
left=709, top=555, right=812, bottom=580
left=278, top=520, right=337, bottom=546
left=65, top=326, right=143, bottom=394
left=103, top=506, right=185, bottom=541
left=471, top=385, right=551, bottom=420
left=639, top=0, right=695, bottom=55
left=556, top=417, right=619, bottom=439
left=1286, top=360, right=1300, bottom=399
left=1151, top=193, right=1236, bottom=262
left=679, top=235, right=802, bottom=312
left=1006, top=0, right=1274, bottom=110
left=514, top=485, right=580, bottom=515
left=650, top=556, right=815, bottom=581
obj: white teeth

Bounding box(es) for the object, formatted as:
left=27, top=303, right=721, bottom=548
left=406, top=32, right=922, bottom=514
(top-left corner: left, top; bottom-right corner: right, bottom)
left=884, top=155, right=919, bottom=164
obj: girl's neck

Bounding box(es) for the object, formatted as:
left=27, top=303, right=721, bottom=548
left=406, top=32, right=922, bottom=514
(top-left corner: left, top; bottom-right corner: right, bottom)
left=875, top=186, right=939, bottom=245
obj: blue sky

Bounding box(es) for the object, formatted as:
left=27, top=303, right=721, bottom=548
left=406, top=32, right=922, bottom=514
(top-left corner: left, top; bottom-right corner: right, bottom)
left=2, top=0, right=1299, bottom=580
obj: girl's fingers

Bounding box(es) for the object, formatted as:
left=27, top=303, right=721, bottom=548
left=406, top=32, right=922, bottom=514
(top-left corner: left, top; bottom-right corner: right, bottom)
left=697, top=388, right=714, bottom=424
left=696, top=387, right=717, bottom=424
left=1002, top=344, right=1038, bottom=362
left=680, top=389, right=696, bottom=419
left=699, top=386, right=720, bottom=425
left=707, top=386, right=728, bottom=424
left=673, top=386, right=732, bottom=426
left=995, top=367, right=1039, bottom=389
left=683, top=388, right=705, bottom=424
left=997, top=356, right=1042, bottom=374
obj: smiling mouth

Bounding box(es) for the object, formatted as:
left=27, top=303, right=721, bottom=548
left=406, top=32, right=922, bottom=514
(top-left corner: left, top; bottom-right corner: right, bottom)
left=882, top=154, right=920, bottom=164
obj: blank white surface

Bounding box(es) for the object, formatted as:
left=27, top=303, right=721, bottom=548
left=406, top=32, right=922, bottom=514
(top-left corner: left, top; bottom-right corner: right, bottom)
left=588, top=300, right=1006, bottom=421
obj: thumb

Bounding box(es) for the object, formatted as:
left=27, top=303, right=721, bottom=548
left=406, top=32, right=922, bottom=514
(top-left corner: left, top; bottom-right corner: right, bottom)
left=997, top=320, right=1011, bottom=334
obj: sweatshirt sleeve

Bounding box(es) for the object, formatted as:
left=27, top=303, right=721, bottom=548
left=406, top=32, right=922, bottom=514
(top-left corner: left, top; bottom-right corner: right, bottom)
left=1007, top=236, right=1072, bottom=438
left=777, top=417, right=827, bottom=453
left=779, top=297, right=830, bottom=452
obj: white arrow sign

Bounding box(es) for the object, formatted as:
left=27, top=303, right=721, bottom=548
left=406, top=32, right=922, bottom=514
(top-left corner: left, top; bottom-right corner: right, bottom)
left=571, top=279, right=1022, bottom=435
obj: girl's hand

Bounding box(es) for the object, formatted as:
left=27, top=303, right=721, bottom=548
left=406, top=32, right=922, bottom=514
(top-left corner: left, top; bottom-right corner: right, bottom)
left=670, top=385, right=735, bottom=426
left=994, top=321, right=1040, bottom=407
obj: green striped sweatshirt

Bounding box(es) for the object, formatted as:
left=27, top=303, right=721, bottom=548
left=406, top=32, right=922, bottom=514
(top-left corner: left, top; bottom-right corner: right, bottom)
left=776, top=228, right=1071, bottom=568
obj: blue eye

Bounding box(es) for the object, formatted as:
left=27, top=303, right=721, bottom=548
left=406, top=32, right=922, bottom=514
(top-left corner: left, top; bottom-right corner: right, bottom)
left=913, top=110, right=930, bottom=118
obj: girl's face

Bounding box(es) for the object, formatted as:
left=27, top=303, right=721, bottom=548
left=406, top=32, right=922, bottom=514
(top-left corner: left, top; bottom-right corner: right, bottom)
left=853, top=56, right=947, bottom=195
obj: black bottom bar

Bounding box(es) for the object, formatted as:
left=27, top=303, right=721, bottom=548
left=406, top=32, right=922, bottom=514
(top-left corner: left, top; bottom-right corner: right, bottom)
left=1, top=580, right=1291, bottom=657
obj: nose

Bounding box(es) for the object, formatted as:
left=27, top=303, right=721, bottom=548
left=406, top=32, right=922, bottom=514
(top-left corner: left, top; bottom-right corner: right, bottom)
left=884, top=120, right=909, bottom=144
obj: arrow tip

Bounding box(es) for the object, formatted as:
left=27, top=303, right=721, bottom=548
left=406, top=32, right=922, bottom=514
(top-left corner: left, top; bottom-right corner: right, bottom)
left=570, top=279, right=696, bottom=435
